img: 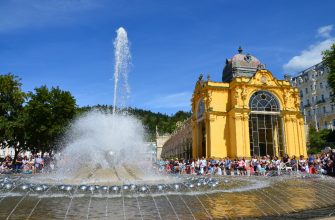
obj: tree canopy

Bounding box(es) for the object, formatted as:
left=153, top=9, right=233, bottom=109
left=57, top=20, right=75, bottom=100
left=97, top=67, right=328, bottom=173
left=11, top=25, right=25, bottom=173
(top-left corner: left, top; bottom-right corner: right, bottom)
left=323, top=43, right=335, bottom=99
left=0, top=74, right=27, bottom=160
left=0, top=74, right=77, bottom=158
left=25, top=86, right=77, bottom=154
left=308, top=127, right=335, bottom=154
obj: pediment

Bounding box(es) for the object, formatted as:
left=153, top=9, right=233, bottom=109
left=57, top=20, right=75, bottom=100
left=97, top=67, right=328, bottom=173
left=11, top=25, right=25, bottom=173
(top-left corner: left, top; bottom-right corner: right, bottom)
left=247, top=70, right=286, bottom=88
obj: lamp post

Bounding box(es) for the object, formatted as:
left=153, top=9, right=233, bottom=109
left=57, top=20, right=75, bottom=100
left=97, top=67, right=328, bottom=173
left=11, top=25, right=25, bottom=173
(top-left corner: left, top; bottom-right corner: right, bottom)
left=303, top=108, right=307, bottom=125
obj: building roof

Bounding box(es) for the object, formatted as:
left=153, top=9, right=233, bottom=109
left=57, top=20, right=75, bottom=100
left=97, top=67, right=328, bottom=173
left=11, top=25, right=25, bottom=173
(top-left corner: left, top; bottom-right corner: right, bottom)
left=291, top=61, right=325, bottom=80
left=222, top=47, right=265, bottom=82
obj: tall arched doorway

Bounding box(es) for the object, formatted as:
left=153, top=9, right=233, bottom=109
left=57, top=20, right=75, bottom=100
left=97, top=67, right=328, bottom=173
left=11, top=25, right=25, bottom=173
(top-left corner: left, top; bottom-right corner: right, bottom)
left=248, top=91, right=285, bottom=157
left=196, top=99, right=206, bottom=158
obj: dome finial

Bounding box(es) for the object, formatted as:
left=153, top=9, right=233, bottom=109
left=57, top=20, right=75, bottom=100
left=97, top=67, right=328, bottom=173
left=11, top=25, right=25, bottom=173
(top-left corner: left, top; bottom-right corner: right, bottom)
left=238, top=46, right=243, bottom=54
left=198, top=73, right=203, bottom=81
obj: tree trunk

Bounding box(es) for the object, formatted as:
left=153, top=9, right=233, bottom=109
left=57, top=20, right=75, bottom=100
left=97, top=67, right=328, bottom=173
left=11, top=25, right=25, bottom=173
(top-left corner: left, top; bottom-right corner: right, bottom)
left=13, top=148, right=20, bottom=164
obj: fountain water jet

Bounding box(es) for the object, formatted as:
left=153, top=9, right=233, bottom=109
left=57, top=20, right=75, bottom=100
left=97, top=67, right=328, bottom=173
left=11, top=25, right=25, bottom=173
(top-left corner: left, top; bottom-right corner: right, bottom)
left=113, top=27, right=131, bottom=115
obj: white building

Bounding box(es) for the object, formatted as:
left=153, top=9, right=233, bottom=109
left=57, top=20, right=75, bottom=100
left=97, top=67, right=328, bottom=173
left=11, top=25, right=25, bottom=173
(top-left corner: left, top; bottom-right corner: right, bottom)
left=161, top=119, right=192, bottom=160
left=290, top=62, right=335, bottom=130
left=156, top=134, right=170, bottom=160
left=0, top=146, right=32, bottom=159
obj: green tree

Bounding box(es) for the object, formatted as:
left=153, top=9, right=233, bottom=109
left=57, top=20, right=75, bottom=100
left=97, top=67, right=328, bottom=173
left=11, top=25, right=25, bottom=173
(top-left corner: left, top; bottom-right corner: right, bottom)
left=0, top=73, right=27, bottom=161
left=308, top=128, right=330, bottom=151
left=25, top=86, right=76, bottom=154
left=323, top=43, right=335, bottom=99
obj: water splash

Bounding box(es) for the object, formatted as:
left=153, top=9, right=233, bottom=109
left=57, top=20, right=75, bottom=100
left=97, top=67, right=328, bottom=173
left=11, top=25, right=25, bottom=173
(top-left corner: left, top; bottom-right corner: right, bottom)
left=54, top=110, right=148, bottom=179
left=46, top=28, right=161, bottom=183
left=113, top=27, right=131, bottom=114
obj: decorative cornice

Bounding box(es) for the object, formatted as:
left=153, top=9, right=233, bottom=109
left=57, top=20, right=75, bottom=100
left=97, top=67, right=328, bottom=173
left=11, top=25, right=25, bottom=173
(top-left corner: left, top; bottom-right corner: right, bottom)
left=206, top=111, right=228, bottom=117
left=228, top=107, right=251, bottom=114
left=281, top=110, right=303, bottom=116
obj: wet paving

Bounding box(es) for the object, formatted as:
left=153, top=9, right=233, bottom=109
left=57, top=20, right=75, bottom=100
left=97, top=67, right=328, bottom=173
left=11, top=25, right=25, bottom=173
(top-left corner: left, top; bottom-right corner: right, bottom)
left=0, top=175, right=335, bottom=219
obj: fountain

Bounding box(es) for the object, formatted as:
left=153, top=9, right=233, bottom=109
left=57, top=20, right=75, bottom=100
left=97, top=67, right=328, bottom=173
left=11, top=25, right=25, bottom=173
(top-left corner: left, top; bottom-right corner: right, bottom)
left=113, top=27, right=131, bottom=115
left=1, top=27, right=335, bottom=219
left=47, top=110, right=154, bottom=185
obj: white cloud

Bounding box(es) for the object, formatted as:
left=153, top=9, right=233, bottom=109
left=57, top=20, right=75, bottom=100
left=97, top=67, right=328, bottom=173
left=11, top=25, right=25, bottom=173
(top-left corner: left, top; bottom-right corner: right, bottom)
left=317, top=25, right=333, bottom=38
left=283, top=25, right=334, bottom=73
left=0, top=0, right=99, bottom=32
left=145, top=92, right=192, bottom=109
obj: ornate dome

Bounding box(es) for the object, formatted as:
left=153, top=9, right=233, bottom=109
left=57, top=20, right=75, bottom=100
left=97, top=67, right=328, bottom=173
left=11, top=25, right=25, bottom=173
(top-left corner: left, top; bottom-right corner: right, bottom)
left=231, top=53, right=261, bottom=69
left=222, top=47, right=265, bottom=82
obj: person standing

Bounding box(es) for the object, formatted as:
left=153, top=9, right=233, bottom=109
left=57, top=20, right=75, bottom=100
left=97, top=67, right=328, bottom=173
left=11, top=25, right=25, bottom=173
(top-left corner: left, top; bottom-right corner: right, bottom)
left=191, top=159, right=195, bottom=174
left=224, top=157, right=231, bottom=175
left=251, top=156, right=258, bottom=175
left=15, top=155, right=23, bottom=172
left=199, top=156, right=207, bottom=175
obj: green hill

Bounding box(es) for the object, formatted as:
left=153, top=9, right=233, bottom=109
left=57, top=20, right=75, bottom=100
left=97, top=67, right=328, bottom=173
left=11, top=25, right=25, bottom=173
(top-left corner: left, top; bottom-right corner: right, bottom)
left=76, top=105, right=191, bottom=141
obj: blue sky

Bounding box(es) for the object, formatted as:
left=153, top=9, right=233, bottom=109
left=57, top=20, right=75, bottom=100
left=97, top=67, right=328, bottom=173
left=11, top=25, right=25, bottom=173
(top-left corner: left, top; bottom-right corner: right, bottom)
left=0, top=0, right=334, bottom=114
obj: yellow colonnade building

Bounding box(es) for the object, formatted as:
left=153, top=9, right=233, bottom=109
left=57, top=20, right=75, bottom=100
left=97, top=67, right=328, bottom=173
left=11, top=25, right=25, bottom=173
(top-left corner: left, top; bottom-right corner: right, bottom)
left=192, top=48, right=307, bottom=159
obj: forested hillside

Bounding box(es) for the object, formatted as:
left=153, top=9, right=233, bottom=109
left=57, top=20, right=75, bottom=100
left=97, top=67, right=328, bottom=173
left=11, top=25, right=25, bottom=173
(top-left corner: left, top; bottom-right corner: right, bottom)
left=77, top=105, right=191, bottom=141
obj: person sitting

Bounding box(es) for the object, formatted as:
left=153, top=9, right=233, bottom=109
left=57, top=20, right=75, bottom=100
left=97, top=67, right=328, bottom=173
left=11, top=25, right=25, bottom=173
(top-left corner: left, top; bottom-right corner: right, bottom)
left=185, top=160, right=191, bottom=174
left=173, top=159, right=179, bottom=174
left=291, top=155, right=297, bottom=171
left=282, top=154, right=290, bottom=165
left=22, top=156, right=32, bottom=174
left=309, top=163, right=317, bottom=174
left=35, top=154, right=44, bottom=173
left=208, top=159, right=214, bottom=175
left=214, top=164, right=222, bottom=175
left=298, top=155, right=306, bottom=172
left=194, top=159, right=200, bottom=174
left=0, top=155, right=13, bottom=174
left=165, top=163, right=172, bottom=173
left=4, top=155, right=13, bottom=168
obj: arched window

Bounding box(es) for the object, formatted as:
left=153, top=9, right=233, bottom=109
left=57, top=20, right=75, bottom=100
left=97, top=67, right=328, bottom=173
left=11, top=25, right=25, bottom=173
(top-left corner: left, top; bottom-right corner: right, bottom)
left=249, top=91, right=280, bottom=112
left=248, top=91, right=285, bottom=157
left=197, top=99, right=205, bottom=119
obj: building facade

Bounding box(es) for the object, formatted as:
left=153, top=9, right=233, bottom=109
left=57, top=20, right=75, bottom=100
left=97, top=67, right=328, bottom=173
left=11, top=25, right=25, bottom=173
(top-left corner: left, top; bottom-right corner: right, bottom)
left=160, top=119, right=192, bottom=159
left=0, top=146, right=33, bottom=159
left=156, top=133, right=171, bottom=160
left=0, top=146, right=16, bottom=158
left=191, top=48, right=307, bottom=159
left=290, top=62, right=335, bottom=130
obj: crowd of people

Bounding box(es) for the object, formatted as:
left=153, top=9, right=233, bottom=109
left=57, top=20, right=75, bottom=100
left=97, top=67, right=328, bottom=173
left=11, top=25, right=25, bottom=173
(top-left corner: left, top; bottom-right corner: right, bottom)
left=1, top=151, right=335, bottom=177
left=159, top=151, right=335, bottom=177
left=0, top=154, right=54, bottom=174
